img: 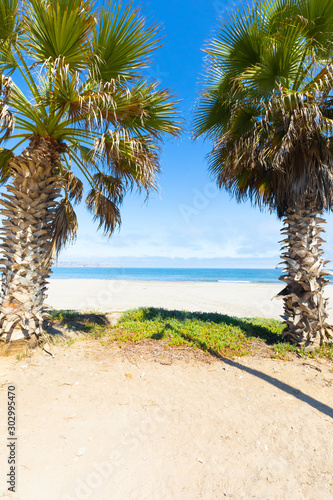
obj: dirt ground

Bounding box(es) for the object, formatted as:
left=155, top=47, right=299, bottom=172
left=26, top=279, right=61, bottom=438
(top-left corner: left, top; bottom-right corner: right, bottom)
left=0, top=339, right=333, bottom=500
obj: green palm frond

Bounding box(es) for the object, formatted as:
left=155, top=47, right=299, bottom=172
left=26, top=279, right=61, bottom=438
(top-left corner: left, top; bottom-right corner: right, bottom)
left=0, top=0, right=19, bottom=73
left=195, top=0, right=333, bottom=217
left=0, top=146, right=13, bottom=184
left=299, top=0, right=333, bottom=58
left=23, top=0, right=96, bottom=71
left=0, top=0, right=18, bottom=42
left=193, top=90, right=233, bottom=138
left=0, top=0, right=180, bottom=246
left=119, top=81, right=180, bottom=138
left=92, top=1, right=161, bottom=82
left=205, top=1, right=264, bottom=84
left=0, top=43, right=17, bottom=73
left=238, top=20, right=309, bottom=95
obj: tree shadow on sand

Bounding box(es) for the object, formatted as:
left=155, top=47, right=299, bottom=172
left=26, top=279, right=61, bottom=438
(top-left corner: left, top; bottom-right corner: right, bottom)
left=46, top=310, right=110, bottom=338
left=45, top=307, right=333, bottom=419
left=128, top=308, right=333, bottom=419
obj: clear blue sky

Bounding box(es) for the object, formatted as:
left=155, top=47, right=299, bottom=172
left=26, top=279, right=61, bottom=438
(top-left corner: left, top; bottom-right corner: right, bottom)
left=11, top=0, right=333, bottom=268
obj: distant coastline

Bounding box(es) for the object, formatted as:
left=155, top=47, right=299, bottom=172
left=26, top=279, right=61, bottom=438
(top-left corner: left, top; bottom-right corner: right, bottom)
left=54, top=263, right=119, bottom=268
left=50, top=267, right=283, bottom=284
left=50, top=266, right=333, bottom=284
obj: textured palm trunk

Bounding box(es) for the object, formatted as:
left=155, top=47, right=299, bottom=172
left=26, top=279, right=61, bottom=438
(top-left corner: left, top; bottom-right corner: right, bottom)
left=0, top=145, right=60, bottom=344
left=278, top=207, right=333, bottom=346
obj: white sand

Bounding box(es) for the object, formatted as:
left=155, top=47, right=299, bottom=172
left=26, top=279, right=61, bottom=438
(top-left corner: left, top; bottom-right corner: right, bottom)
left=0, top=341, right=332, bottom=500
left=1, top=282, right=333, bottom=498
left=46, top=279, right=333, bottom=321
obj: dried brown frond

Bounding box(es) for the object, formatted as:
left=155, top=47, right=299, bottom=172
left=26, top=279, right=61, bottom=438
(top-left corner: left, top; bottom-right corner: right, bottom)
left=91, top=172, right=124, bottom=204
left=0, top=74, right=14, bottom=139
left=209, top=70, right=333, bottom=217
left=96, top=128, right=160, bottom=193
left=50, top=198, right=78, bottom=257
left=85, top=190, right=121, bottom=236
left=62, top=169, right=83, bottom=204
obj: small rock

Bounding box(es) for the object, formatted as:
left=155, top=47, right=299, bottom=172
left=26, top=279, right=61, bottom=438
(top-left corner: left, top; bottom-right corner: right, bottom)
left=75, top=381, right=80, bottom=385
left=158, top=357, right=172, bottom=365
left=76, top=447, right=86, bottom=457
left=140, top=372, right=145, bottom=378
left=197, top=457, right=204, bottom=463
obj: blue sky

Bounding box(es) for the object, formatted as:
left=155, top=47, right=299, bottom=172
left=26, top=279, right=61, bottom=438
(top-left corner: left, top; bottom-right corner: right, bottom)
left=9, top=0, right=333, bottom=268
left=58, top=0, right=333, bottom=268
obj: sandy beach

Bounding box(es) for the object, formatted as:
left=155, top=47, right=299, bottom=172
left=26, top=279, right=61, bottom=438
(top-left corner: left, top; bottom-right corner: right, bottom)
left=46, top=279, right=333, bottom=322
left=1, top=281, right=333, bottom=499
left=0, top=339, right=333, bottom=500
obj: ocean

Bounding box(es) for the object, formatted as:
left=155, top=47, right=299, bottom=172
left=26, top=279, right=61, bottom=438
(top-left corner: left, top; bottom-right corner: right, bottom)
left=51, top=267, right=286, bottom=283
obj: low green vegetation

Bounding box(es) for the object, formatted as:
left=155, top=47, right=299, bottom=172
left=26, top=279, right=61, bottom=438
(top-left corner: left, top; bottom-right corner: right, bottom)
left=49, top=308, right=333, bottom=361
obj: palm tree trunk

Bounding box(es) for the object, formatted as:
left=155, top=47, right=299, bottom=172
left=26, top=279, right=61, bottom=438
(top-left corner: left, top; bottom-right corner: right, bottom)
left=0, top=145, right=60, bottom=344
left=278, top=206, right=333, bottom=346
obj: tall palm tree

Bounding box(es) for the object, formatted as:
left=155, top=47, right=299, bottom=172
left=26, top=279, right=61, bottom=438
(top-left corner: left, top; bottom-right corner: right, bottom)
left=194, top=0, right=333, bottom=346
left=0, top=0, right=180, bottom=344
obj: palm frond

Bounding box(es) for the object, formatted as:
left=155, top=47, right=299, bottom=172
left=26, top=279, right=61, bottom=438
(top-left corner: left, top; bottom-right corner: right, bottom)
left=195, top=0, right=333, bottom=217
left=0, top=73, right=14, bottom=138
left=23, top=0, right=96, bottom=71
left=0, top=0, right=180, bottom=244
left=0, top=146, right=13, bottom=183
left=86, top=189, right=121, bottom=236
left=50, top=197, right=78, bottom=256
left=96, top=129, right=160, bottom=192
left=299, top=0, right=333, bottom=59
left=0, top=0, right=18, bottom=43
left=91, top=172, right=125, bottom=203
left=61, top=168, right=83, bottom=203
left=92, top=1, right=161, bottom=82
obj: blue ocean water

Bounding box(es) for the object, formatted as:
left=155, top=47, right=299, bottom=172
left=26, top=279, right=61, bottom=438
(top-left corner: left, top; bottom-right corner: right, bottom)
left=51, top=267, right=285, bottom=283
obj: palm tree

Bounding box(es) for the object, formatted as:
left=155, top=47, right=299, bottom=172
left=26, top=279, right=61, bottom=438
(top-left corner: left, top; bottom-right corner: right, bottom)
left=0, top=0, right=180, bottom=345
left=194, top=0, right=333, bottom=346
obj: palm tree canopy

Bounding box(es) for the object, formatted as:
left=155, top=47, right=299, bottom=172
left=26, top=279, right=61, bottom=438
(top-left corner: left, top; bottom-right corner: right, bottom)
left=194, top=0, right=333, bottom=217
left=0, top=0, right=180, bottom=253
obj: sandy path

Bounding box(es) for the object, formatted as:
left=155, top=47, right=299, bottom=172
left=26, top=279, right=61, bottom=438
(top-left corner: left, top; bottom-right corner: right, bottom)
left=46, top=280, right=333, bottom=322
left=0, top=342, right=332, bottom=500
